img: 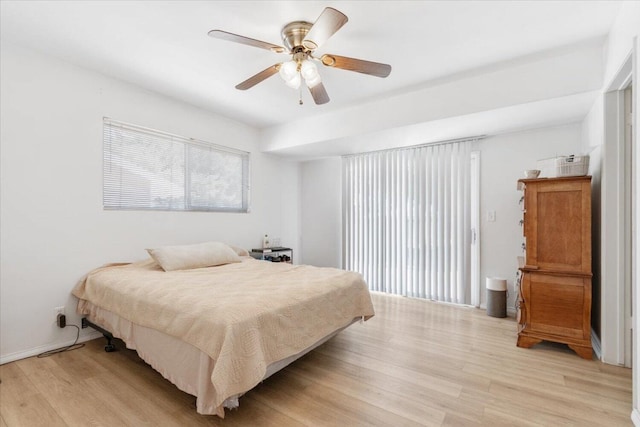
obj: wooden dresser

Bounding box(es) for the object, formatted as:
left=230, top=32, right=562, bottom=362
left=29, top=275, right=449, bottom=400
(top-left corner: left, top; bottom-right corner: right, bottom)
left=516, top=176, right=592, bottom=359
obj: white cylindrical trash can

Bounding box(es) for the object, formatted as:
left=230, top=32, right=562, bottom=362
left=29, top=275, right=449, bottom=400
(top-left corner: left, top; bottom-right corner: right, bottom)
left=486, top=277, right=507, bottom=318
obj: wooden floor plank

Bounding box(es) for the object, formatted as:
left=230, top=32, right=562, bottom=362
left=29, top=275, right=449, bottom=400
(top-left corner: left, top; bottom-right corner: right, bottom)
left=0, top=373, right=67, bottom=427
left=16, top=356, right=131, bottom=426
left=252, top=367, right=428, bottom=426
left=287, top=361, right=446, bottom=426
left=313, top=343, right=464, bottom=398
left=0, top=293, right=632, bottom=426
left=293, top=350, right=472, bottom=422
left=488, top=380, right=630, bottom=426
left=83, top=372, right=188, bottom=426
left=0, top=363, right=24, bottom=380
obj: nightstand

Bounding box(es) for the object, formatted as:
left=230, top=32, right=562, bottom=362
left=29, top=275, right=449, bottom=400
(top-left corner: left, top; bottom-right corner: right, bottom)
left=250, top=247, right=293, bottom=263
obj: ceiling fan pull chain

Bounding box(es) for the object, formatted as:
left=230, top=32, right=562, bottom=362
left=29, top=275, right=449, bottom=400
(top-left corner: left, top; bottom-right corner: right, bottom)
left=299, top=84, right=303, bottom=105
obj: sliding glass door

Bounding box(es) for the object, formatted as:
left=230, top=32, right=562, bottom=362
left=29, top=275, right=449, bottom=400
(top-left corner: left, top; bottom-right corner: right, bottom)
left=343, top=140, right=479, bottom=305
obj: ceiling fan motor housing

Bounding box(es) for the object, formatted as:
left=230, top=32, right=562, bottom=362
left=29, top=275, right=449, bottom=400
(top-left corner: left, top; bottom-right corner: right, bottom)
left=281, top=21, right=313, bottom=52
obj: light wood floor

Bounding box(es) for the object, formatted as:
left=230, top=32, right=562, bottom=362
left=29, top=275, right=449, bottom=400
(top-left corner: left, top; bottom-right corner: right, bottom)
left=0, top=293, right=632, bottom=426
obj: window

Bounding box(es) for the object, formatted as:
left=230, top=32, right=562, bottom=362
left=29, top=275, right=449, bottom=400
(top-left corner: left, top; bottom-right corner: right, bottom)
left=103, top=119, right=250, bottom=212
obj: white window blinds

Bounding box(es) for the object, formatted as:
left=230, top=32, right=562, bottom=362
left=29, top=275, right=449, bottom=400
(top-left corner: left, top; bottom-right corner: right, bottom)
left=103, top=119, right=250, bottom=212
left=343, top=140, right=477, bottom=304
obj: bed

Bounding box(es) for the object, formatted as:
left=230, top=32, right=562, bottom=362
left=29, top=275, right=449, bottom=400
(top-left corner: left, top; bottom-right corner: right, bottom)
left=72, top=243, right=375, bottom=417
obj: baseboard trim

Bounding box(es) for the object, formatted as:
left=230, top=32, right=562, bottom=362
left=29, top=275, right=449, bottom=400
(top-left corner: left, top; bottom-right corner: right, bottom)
left=591, top=328, right=602, bottom=361
left=0, top=331, right=102, bottom=365
left=631, top=408, right=640, bottom=426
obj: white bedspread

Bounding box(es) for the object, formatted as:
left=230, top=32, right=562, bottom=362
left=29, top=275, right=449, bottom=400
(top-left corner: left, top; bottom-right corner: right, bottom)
left=73, top=257, right=374, bottom=417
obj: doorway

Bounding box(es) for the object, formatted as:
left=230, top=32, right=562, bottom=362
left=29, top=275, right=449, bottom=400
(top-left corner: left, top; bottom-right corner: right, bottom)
left=624, top=83, right=634, bottom=367
left=602, top=55, right=633, bottom=367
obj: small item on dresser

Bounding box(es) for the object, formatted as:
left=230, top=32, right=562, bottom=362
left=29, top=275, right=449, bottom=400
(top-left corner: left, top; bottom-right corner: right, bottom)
left=554, top=155, right=589, bottom=177
left=263, top=234, right=270, bottom=249
left=524, top=169, right=540, bottom=179
left=537, top=155, right=589, bottom=178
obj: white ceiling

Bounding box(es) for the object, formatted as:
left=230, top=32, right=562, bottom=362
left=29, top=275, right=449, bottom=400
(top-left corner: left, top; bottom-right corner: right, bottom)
left=0, top=0, right=623, bottom=132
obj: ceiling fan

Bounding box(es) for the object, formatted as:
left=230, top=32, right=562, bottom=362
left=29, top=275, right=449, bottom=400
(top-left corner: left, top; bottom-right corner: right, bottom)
left=208, top=7, right=392, bottom=105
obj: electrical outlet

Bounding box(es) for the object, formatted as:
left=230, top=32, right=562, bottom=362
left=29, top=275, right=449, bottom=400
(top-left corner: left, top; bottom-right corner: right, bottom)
left=57, top=313, right=66, bottom=328
left=54, top=306, right=65, bottom=326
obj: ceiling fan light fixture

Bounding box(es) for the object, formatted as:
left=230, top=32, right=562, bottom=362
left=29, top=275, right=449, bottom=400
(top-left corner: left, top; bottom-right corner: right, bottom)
left=305, top=74, right=322, bottom=89
left=285, top=73, right=301, bottom=89
left=300, top=59, right=319, bottom=80
left=279, top=60, right=298, bottom=82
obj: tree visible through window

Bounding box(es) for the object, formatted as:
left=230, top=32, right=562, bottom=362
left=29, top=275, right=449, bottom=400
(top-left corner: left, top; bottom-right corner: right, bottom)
left=103, top=119, right=250, bottom=212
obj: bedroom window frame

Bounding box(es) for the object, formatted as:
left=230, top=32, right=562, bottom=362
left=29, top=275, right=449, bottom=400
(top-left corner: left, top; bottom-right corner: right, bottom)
left=103, top=118, right=251, bottom=213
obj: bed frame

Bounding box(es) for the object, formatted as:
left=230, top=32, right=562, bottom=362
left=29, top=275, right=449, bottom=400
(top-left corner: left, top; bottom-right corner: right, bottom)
left=81, top=317, right=116, bottom=352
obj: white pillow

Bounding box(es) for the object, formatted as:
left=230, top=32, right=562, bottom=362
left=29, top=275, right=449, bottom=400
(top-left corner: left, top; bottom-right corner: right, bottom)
left=147, top=242, right=241, bottom=271
left=227, top=244, right=250, bottom=257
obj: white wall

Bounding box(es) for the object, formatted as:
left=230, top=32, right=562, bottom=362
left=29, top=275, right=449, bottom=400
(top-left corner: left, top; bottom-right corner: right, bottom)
left=603, top=1, right=640, bottom=87
left=276, top=161, right=301, bottom=261
left=479, top=124, right=581, bottom=309
left=300, top=158, right=342, bottom=267
left=0, top=42, right=300, bottom=362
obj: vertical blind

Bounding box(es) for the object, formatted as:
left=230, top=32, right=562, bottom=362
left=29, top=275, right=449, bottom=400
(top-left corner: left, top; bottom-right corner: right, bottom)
left=103, top=119, right=250, bottom=212
left=343, top=140, right=473, bottom=304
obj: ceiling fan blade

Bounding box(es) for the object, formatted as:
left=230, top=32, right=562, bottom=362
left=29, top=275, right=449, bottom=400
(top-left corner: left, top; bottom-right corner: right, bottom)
left=308, top=82, right=330, bottom=105
left=235, top=64, right=281, bottom=90
left=302, top=7, right=348, bottom=50
left=320, top=54, right=391, bottom=78
left=208, top=30, right=286, bottom=53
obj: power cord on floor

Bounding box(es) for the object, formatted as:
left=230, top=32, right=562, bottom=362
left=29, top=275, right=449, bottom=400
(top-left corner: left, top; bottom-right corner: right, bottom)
left=37, top=324, right=85, bottom=358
